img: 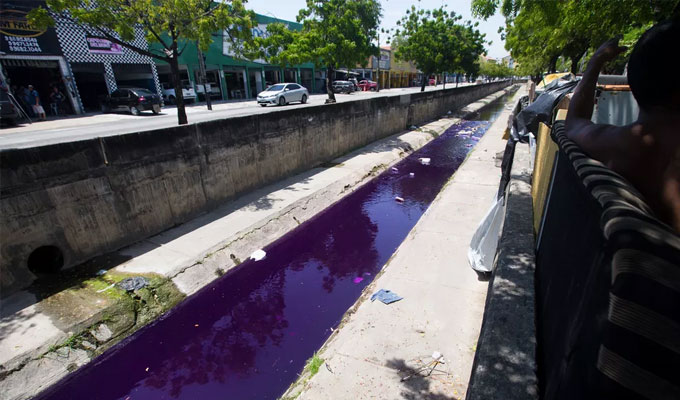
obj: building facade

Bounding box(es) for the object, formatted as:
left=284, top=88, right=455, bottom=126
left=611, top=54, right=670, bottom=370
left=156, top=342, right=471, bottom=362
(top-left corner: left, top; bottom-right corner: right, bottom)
left=151, top=14, right=319, bottom=102
left=0, top=0, right=161, bottom=114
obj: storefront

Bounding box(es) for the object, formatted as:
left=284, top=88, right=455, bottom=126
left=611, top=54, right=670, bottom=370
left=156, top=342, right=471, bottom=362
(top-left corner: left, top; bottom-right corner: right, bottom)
left=0, top=1, right=80, bottom=116
left=222, top=68, right=247, bottom=99
left=152, top=12, right=318, bottom=101
left=54, top=20, right=162, bottom=112
left=300, top=68, right=314, bottom=92
left=0, top=0, right=162, bottom=115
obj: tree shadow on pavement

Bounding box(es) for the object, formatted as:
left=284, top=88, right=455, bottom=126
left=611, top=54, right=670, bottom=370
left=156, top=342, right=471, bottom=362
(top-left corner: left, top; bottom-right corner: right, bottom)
left=385, top=358, right=459, bottom=400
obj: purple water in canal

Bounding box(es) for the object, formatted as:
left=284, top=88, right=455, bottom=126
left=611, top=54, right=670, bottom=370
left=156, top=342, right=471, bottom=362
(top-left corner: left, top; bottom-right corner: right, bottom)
left=37, top=99, right=508, bottom=400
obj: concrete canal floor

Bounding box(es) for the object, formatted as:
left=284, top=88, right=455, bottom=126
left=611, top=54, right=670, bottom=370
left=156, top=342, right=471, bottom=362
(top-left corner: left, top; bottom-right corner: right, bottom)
left=0, top=85, right=522, bottom=400
left=286, top=87, right=526, bottom=400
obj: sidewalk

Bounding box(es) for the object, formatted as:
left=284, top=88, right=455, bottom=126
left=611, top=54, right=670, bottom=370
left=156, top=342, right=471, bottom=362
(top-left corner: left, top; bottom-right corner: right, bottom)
left=286, top=87, right=526, bottom=400
left=0, top=82, right=478, bottom=150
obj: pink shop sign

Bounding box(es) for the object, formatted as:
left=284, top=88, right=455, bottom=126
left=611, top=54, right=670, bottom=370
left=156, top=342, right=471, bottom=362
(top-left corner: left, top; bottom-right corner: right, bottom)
left=86, top=37, right=123, bottom=54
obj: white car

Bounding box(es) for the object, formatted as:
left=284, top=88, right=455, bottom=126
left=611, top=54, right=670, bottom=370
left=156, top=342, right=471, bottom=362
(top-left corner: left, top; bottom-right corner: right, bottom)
left=257, top=83, right=309, bottom=107
left=161, top=81, right=196, bottom=104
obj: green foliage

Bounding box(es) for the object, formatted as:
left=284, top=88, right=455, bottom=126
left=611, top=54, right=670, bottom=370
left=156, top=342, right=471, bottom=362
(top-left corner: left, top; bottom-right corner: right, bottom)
left=392, top=5, right=487, bottom=89
left=305, top=353, right=324, bottom=377
left=255, top=1, right=382, bottom=70
left=472, top=0, right=676, bottom=75
left=253, top=0, right=381, bottom=100
left=478, top=58, right=514, bottom=79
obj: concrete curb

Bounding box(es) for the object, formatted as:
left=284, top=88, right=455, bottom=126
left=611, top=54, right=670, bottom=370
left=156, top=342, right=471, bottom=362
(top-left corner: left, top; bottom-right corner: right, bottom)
left=465, top=143, right=539, bottom=399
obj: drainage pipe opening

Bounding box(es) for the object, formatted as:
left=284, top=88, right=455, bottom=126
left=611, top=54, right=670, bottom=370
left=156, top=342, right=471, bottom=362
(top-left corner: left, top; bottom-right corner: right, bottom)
left=27, top=245, right=64, bottom=275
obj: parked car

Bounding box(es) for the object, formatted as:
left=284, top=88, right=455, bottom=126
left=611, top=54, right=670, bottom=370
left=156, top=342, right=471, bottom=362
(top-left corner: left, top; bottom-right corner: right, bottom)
left=348, top=77, right=361, bottom=91
left=101, top=87, right=162, bottom=115
left=195, top=82, right=221, bottom=99
left=161, top=81, right=196, bottom=104
left=332, top=80, right=354, bottom=94
left=429, top=78, right=436, bottom=86
left=358, top=80, right=378, bottom=91
left=1, top=88, right=20, bottom=126
left=257, top=83, right=309, bottom=107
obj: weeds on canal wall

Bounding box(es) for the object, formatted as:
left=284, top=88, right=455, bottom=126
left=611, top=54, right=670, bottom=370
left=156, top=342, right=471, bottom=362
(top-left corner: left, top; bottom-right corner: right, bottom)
left=38, top=272, right=184, bottom=360
left=280, top=353, right=325, bottom=400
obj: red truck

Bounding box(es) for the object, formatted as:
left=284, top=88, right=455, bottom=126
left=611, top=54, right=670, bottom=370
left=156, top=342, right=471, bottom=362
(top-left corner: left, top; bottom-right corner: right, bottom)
left=358, top=79, right=378, bottom=91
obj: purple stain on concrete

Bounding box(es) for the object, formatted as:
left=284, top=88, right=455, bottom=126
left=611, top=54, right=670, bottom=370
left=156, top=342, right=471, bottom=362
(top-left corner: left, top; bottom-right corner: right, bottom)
left=35, top=99, right=507, bottom=400
left=353, top=277, right=364, bottom=284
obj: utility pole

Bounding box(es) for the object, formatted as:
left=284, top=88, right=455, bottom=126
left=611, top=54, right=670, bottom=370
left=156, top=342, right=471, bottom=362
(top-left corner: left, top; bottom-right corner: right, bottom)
left=197, top=44, right=212, bottom=110
left=376, top=32, right=381, bottom=92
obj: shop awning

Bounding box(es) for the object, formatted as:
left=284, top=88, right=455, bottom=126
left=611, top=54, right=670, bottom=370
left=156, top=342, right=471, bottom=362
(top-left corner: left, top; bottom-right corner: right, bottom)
left=0, top=58, right=59, bottom=68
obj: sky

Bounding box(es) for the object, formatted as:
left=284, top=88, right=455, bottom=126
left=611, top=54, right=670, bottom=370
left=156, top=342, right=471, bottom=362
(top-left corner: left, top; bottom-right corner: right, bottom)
left=246, top=0, right=509, bottom=59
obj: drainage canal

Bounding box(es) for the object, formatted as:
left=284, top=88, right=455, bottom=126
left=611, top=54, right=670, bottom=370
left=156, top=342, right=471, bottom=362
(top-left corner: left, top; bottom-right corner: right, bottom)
left=37, top=96, right=511, bottom=400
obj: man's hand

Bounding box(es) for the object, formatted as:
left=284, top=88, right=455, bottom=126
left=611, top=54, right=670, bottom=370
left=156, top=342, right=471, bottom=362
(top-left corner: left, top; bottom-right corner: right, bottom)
left=592, top=37, right=627, bottom=64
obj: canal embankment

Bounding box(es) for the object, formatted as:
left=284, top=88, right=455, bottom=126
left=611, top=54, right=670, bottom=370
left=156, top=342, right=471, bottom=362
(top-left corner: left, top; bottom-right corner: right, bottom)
left=0, top=86, right=517, bottom=400
left=283, top=86, right=527, bottom=400
left=1, top=81, right=511, bottom=298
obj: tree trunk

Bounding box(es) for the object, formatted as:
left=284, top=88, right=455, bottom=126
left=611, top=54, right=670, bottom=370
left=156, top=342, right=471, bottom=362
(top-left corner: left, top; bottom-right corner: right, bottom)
left=197, top=45, right=212, bottom=110
left=169, top=48, right=188, bottom=125
left=325, top=67, right=336, bottom=103
left=420, top=74, right=427, bottom=92
left=548, top=54, right=559, bottom=74
left=570, top=50, right=586, bottom=74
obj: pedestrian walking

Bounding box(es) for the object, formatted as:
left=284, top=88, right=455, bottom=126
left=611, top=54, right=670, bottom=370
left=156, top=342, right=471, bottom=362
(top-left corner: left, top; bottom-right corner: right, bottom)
left=28, top=84, right=46, bottom=120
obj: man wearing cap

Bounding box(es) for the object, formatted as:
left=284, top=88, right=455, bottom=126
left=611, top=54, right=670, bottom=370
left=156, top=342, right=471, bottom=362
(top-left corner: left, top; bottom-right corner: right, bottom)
left=27, top=85, right=46, bottom=120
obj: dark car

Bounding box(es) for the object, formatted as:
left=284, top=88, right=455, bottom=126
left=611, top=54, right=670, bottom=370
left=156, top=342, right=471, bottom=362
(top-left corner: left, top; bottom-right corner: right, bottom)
left=332, top=80, right=354, bottom=94
left=101, top=87, right=161, bottom=115
left=1, top=88, right=21, bottom=126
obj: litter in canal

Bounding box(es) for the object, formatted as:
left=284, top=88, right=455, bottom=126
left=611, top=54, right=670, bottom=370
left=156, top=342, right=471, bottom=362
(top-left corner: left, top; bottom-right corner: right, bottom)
left=35, top=97, right=508, bottom=400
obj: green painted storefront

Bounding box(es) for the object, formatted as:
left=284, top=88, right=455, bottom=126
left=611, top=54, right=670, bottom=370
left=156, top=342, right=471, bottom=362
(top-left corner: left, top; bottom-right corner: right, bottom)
left=152, top=14, right=317, bottom=102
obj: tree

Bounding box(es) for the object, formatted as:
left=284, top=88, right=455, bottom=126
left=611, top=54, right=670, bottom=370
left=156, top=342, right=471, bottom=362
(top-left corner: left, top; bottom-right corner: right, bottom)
left=254, top=0, right=382, bottom=103
left=29, top=0, right=255, bottom=125
left=478, top=57, right=514, bottom=81
left=392, top=6, right=487, bottom=92
left=472, top=0, right=677, bottom=75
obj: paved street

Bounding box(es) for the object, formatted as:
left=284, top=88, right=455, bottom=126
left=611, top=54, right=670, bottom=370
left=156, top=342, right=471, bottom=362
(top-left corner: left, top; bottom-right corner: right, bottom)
left=0, top=83, right=476, bottom=150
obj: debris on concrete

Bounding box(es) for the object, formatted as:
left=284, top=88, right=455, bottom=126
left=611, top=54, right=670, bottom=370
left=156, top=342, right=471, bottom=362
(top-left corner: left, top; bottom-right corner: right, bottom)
left=391, top=167, right=399, bottom=172
left=409, top=173, right=415, bottom=177
left=395, top=196, right=405, bottom=203
left=117, top=276, right=149, bottom=291
left=81, top=340, right=97, bottom=350
left=370, top=289, right=403, bottom=304
left=250, top=249, right=267, bottom=261
left=419, top=158, right=431, bottom=165
left=96, top=269, right=107, bottom=276
left=90, top=324, right=113, bottom=343
left=96, top=283, right=115, bottom=293
left=410, top=125, right=418, bottom=130
left=400, top=351, right=445, bottom=382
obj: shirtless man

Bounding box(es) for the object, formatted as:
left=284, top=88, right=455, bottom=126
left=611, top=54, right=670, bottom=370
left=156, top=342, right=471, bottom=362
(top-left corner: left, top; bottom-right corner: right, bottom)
left=565, top=20, right=680, bottom=232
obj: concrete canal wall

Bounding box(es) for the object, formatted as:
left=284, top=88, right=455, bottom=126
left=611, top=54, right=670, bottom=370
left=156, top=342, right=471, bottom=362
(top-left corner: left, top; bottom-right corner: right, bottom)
left=0, top=81, right=510, bottom=295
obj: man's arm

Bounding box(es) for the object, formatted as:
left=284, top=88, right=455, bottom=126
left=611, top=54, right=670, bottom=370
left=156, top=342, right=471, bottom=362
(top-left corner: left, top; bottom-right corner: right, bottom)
left=565, top=38, right=627, bottom=164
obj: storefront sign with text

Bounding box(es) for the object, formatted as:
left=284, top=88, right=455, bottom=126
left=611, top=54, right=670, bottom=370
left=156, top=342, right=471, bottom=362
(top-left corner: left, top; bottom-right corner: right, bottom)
left=0, top=3, right=61, bottom=55
left=86, top=37, right=123, bottom=54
